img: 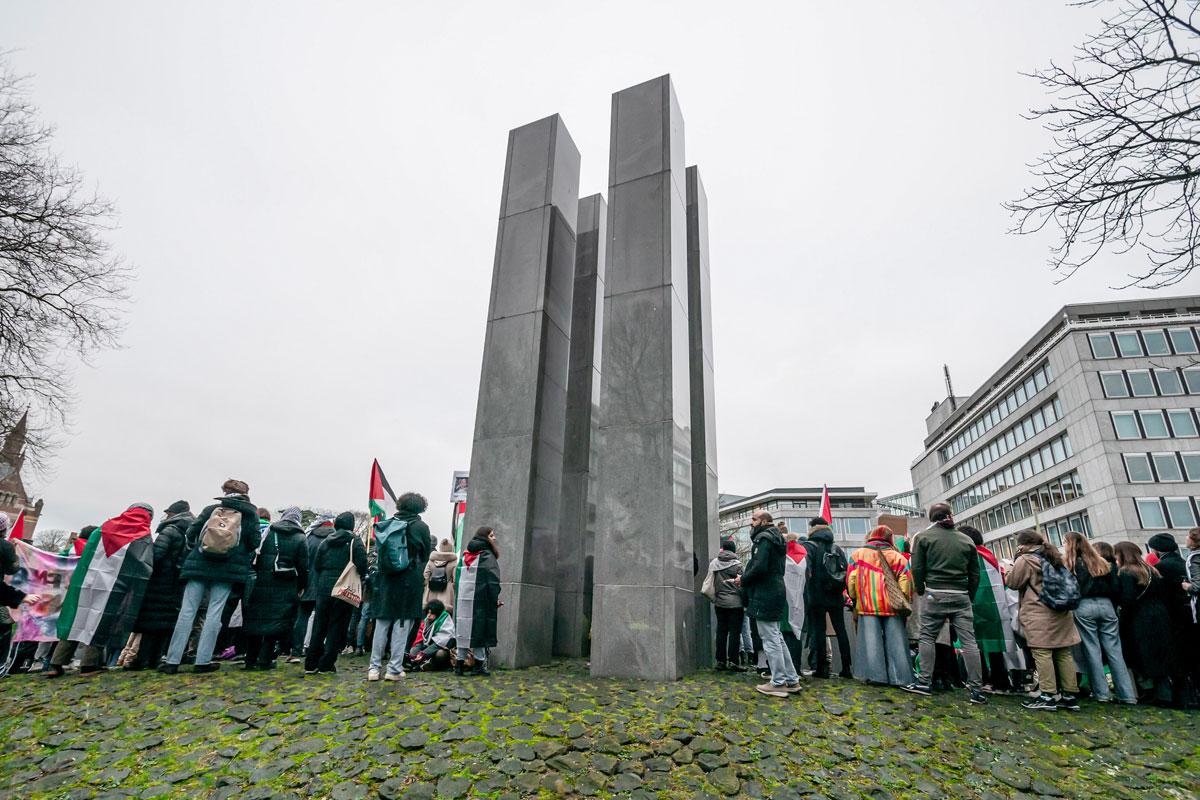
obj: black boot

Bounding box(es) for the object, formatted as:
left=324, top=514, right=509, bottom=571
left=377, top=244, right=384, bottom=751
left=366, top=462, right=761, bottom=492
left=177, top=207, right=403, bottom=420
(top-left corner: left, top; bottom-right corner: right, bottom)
left=471, top=661, right=491, bottom=677
left=453, top=662, right=465, bottom=677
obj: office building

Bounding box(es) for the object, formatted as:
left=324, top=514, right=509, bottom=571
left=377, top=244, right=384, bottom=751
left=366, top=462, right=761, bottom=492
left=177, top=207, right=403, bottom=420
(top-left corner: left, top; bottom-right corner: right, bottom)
left=911, top=296, right=1200, bottom=557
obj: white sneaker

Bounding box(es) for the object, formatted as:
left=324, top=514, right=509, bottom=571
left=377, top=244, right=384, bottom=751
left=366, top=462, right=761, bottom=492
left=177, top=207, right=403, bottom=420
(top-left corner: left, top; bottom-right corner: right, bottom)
left=367, top=669, right=380, bottom=682
left=384, top=671, right=405, bottom=681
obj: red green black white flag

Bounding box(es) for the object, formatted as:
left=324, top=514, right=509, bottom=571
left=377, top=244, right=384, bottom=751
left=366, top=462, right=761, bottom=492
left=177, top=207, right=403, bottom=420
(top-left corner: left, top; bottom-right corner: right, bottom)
left=369, top=459, right=397, bottom=521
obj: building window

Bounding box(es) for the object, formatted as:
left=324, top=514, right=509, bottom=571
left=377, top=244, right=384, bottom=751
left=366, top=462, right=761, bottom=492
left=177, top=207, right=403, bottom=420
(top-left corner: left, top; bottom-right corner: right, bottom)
left=1101, top=371, right=1129, bottom=398
left=1156, top=369, right=1185, bottom=396
left=1140, top=410, right=1170, bottom=438
left=1115, top=331, right=1144, bottom=357
left=1185, top=368, right=1200, bottom=394
left=1089, top=333, right=1117, bottom=359
left=1112, top=411, right=1141, bottom=439
left=1165, top=497, right=1197, bottom=527
left=1182, top=453, right=1200, bottom=481
left=1143, top=329, right=1171, bottom=356
left=1135, top=498, right=1168, bottom=529
left=1124, top=454, right=1154, bottom=483
left=1128, top=370, right=1156, bottom=397
left=1153, top=453, right=1184, bottom=482
left=1170, top=328, right=1199, bottom=354
left=1169, top=409, right=1198, bottom=437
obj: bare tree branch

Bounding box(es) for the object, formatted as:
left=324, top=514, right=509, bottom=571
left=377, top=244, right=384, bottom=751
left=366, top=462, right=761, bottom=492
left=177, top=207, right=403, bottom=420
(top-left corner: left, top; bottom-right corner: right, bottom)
left=1008, top=0, right=1200, bottom=288
left=0, top=53, right=131, bottom=468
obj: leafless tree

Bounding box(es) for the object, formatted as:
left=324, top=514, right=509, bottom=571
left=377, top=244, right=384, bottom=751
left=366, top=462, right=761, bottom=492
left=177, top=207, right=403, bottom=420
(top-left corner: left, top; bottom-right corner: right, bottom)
left=0, top=55, right=130, bottom=466
left=32, top=526, right=71, bottom=553
left=1008, top=1, right=1200, bottom=288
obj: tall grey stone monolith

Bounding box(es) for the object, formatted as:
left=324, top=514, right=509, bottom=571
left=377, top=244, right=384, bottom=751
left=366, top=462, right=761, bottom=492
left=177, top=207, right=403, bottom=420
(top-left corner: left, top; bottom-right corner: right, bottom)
left=591, top=75, right=695, bottom=680
left=553, top=193, right=606, bottom=657
left=466, top=114, right=580, bottom=668
left=685, top=165, right=718, bottom=667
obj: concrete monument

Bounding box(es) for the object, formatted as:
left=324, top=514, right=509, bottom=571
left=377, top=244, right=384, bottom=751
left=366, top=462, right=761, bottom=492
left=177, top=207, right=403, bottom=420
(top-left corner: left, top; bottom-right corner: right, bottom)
left=553, top=193, right=606, bottom=657
left=590, top=75, right=696, bottom=680
left=465, top=114, right=580, bottom=668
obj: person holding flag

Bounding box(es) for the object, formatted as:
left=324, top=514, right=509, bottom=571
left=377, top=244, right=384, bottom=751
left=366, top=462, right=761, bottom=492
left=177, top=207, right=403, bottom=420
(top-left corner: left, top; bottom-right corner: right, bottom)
left=48, top=504, right=155, bottom=677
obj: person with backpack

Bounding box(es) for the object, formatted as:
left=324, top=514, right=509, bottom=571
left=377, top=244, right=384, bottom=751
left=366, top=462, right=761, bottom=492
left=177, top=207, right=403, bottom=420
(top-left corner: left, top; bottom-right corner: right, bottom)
left=904, top=503, right=986, bottom=704
left=305, top=511, right=368, bottom=674
left=424, top=538, right=457, bottom=611
left=159, top=480, right=261, bottom=675
left=702, top=536, right=746, bottom=672
left=847, top=525, right=914, bottom=687
left=242, top=506, right=309, bottom=670
left=128, top=501, right=194, bottom=670
left=368, top=492, right=432, bottom=681
left=801, top=517, right=852, bottom=679
left=1005, top=529, right=1082, bottom=711
left=739, top=511, right=801, bottom=697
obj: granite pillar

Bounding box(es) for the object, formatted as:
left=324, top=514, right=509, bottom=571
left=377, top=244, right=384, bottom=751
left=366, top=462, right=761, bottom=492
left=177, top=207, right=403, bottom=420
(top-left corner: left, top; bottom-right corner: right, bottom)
left=686, top=165, right=718, bottom=668
left=466, top=114, right=580, bottom=668
left=591, top=75, right=695, bottom=680
left=554, top=193, right=606, bottom=657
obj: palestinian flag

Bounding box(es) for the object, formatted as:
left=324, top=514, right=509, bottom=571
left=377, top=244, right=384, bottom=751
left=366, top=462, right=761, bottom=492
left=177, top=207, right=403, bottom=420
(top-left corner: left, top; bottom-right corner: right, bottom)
left=56, top=505, right=154, bottom=649
left=369, top=459, right=397, bottom=522
left=971, top=545, right=1025, bottom=670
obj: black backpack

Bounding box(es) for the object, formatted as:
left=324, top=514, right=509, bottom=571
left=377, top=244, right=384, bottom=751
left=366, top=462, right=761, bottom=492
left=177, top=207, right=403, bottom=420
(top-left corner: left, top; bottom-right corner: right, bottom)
left=820, top=545, right=849, bottom=595
left=1036, top=554, right=1081, bottom=611
left=428, top=563, right=449, bottom=592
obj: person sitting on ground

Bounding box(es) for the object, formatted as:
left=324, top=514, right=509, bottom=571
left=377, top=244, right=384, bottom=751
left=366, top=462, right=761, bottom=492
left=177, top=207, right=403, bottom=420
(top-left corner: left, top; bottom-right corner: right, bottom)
left=407, top=600, right=455, bottom=671
left=904, top=502, right=986, bottom=704
left=738, top=511, right=801, bottom=698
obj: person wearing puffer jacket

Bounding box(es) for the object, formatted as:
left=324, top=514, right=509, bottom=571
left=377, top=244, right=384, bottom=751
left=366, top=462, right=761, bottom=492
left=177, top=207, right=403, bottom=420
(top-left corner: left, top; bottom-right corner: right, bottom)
left=705, top=537, right=745, bottom=672
left=305, top=512, right=368, bottom=674
left=424, top=538, right=458, bottom=611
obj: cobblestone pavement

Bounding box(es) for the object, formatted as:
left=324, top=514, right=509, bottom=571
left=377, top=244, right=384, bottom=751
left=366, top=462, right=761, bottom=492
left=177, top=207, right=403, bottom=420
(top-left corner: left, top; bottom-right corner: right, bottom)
left=1, top=657, right=1197, bottom=799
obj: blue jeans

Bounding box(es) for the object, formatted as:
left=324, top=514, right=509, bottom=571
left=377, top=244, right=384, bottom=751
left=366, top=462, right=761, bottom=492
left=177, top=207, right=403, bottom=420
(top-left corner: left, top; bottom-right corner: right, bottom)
left=855, top=614, right=914, bottom=686
left=370, top=618, right=412, bottom=675
left=356, top=602, right=371, bottom=649
left=1073, top=596, right=1137, bottom=703
left=755, top=619, right=798, bottom=686
left=166, top=581, right=232, bottom=666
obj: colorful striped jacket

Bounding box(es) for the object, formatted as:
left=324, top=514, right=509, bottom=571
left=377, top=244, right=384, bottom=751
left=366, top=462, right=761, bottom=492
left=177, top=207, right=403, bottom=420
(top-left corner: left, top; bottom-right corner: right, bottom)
left=847, top=542, right=913, bottom=617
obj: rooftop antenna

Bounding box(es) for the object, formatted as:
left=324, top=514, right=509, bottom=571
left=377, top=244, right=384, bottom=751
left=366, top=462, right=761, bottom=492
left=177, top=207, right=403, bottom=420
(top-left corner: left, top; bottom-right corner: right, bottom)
left=944, top=365, right=957, bottom=411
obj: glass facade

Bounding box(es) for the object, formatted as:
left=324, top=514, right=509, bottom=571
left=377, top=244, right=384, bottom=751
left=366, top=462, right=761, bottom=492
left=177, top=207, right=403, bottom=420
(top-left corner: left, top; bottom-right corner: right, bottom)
left=989, top=510, right=1092, bottom=560
left=958, top=470, right=1083, bottom=535
left=949, top=433, right=1073, bottom=514
left=943, top=397, right=1063, bottom=489
left=1100, top=367, right=1200, bottom=398
left=1089, top=326, right=1200, bottom=359
left=938, top=362, right=1054, bottom=463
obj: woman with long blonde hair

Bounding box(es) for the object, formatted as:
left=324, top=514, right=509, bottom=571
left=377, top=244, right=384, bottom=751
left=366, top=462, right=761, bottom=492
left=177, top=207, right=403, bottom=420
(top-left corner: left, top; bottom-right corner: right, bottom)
left=1063, top=533, right=1135, bottom=704
left=1113, top=541, right=1175, bottom=705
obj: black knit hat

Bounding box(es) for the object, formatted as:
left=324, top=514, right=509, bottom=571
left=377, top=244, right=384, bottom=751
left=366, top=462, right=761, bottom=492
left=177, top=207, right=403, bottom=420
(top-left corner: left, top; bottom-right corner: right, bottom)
left=165, top=500, right=190, bottom=515
left=810, top=517, right=828, bottom=528
left=1147, top=532, right=1179, bottom=553
left=335, top=511, right=356, bottom=531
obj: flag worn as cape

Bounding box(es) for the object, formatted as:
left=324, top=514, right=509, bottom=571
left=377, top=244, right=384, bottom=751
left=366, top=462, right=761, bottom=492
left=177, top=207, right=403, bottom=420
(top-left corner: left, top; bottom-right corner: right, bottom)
left=455, top=550, right=481, bottom=648
left=971, top=546, right=1025, bottom=670
left=369, top=459, right=397, bottom=522
left=56, top=506, right=154, bottom=648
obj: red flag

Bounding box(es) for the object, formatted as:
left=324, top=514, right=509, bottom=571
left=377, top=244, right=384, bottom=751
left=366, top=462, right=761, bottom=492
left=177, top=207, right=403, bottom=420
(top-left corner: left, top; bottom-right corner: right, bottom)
left=820, top=485, right=832, bottom=525
left=8, top=511, right=25, bottom=541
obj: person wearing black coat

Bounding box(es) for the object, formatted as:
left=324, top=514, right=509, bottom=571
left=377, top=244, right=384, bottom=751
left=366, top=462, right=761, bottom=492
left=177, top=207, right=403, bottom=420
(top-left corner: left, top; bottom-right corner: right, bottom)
left=367, top=492, right=433, bottom=681
left=304, top=511, right=368, bottom=674
left=1114, top=541, right=1176, bottom=705
left=801, top=518, right=853, bottom=679
left=243, top=506, right=309, bottom=670
left=1147, top=533, right=1194, bottom=706
left=159, top=479, right=262, bottom=674
left=739, top=512, right=800, bottom=697
left=129, top=502, right=194, bottom=670
left=453, top=526, right=502, bottom=676
left=288, top=516, right=334, bottom=660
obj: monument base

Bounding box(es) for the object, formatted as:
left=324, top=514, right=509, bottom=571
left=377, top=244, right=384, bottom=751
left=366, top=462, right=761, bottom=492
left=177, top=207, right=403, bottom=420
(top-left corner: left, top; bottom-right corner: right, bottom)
left=492, top=581, right=557, bottom=668
left=590, top=584, right=696, bottom=680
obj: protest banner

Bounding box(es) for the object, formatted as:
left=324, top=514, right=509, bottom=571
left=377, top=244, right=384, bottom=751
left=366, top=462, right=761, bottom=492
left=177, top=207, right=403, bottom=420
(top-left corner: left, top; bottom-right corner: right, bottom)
left=8, top=540, right=77, bottom=642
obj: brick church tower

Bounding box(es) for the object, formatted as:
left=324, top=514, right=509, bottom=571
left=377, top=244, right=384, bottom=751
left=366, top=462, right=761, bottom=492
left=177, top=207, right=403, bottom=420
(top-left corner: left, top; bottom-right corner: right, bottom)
left=0, top=412, right=43, bottom=535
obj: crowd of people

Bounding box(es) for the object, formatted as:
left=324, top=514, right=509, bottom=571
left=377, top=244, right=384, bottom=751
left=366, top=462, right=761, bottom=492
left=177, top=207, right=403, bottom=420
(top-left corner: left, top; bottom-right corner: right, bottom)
left=4, top=483, right=1199, bottom=715
left=705, top=503, right=1200, bottom=711
left=0, top=480, right=503, bottom=680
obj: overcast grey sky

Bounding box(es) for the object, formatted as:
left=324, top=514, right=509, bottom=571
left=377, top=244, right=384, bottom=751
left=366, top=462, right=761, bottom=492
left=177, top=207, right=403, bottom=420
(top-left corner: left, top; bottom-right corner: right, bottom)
left=4, top=1, right=1188, bottom=536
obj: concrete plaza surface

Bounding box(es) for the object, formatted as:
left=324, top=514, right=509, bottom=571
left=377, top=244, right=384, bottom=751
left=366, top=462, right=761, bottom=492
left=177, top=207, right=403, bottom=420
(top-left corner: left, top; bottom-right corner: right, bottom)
left=1, top=658, right=1196, bottom=799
